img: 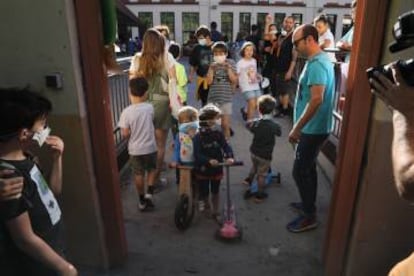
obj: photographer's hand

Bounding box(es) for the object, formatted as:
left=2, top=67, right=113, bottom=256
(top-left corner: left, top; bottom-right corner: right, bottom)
left=369, top=64, right=414, bottom=117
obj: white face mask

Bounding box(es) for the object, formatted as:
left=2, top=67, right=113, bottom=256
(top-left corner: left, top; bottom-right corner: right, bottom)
left=214, top=55, right=226, bottom=64
left=32, top=127, right=51, bottom=147
left=198, top=38, right=207, bottom=46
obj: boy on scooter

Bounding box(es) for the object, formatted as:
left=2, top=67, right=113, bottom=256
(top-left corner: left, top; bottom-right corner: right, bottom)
left=243, top=95, right=281, bottom=203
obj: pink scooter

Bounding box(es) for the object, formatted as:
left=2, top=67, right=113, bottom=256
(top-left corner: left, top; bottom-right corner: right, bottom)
left=215, top=161, right=244, bottom=241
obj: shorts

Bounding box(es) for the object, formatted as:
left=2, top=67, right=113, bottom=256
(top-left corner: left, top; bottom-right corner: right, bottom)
left=242, top=89, right=262, bottom=101
left=250, top=153, right=271, bottom=177
left=151, top=95, right=172, bottom=130
left=210, top=102, right=232, bottom=115
left=130, top=152, right=157, bottom=175
left=274, top=73, right=297, bottom=97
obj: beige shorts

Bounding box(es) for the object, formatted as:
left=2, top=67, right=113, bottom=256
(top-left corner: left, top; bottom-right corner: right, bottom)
left=251, top=153, right=271, bottom=177
left=211, top=102, right=232, bottom=115
left=130, top=152, right=157, bottom=175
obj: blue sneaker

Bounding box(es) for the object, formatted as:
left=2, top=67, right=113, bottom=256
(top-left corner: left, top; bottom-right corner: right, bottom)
left=287, top=215, right=319, bottom=233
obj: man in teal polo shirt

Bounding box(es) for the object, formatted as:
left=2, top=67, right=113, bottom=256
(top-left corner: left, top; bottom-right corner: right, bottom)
left=287, top=24, right=335, bottom=233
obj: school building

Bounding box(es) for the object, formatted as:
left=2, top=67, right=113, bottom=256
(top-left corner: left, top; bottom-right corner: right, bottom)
left=124, top=0, right=353, bottom=44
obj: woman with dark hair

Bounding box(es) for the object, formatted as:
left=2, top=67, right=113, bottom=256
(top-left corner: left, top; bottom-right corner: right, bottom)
left=313, top=14, right=336, bottom=62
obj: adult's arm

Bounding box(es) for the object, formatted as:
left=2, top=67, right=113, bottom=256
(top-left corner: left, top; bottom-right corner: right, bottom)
left=0, top=170, right=23, bottom=201
left=370, top=65, right=414, bottom=201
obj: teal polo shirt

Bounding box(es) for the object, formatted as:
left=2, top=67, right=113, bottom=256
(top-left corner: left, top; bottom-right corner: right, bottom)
left=294, top=51, right=335, bottom=135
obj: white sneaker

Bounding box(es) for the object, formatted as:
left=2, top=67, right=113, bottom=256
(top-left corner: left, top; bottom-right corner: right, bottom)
left=145, top=194, right=155, bottom=209
left=198, top=200, right=205, bottom=212
left=138, top=199, right=147, bottom=211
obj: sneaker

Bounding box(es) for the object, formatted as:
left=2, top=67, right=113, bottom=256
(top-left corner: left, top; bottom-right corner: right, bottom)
left=198, top=200, right=205, bottom=212
left=289, top=202, right=304, bottom=214
left=138, top=199, right=147, bottom=211
left=254, top=191, right=268, bottom=203
left=242, top=177, right=252, bottom=186
left=144, top=194, right=155, bottom=209
left=243, top=190, right=254, bottom=200
left=286, top=215, right=319, bottom=233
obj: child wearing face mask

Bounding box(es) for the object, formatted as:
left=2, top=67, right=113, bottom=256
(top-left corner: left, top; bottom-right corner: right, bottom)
left=0, top=88, right=77, bottom=276
left=170, top=106, right=199, bottom=185
left=206, top=42, right=238, bottom=140
left=193, top=104, right=234, bottom=221
left=189, top=25, right=214, bottom=107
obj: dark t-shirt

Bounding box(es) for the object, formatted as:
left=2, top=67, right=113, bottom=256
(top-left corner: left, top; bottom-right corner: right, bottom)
left=189, top=44, right=213, bottom=77
left=211, top=30, right=223, bottom=42
left=275, top=33, right=294, bottom=73
left=263, top=40, right=278, bottom=76
left=247, top=118, right=282, bottom=160
left=193, top=127, right=234, bottom=177
left=0, top=158, right=64, bottom=276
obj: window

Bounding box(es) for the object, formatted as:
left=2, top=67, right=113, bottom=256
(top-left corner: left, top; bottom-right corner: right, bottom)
left=291, top=13, right=303, bottom=27
left=221, top=12, right=233, bottom=42
left=182, top=12, right=199, bottom=43
left=239, top=12, right=251, bottom=34
left=161, top=12, right=175, bottom=40
left=257, top=13, right=267, bottom=32
left=138, top=12, right=153, bottom=31
left=326, top=14, right=337, bottom=37
left=274, top=13, right=286, bottom=30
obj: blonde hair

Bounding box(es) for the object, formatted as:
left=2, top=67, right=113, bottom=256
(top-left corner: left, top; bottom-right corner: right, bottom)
left=137, top=28, right=166, bottom=78
left=178, top=106, right=198, bottom=123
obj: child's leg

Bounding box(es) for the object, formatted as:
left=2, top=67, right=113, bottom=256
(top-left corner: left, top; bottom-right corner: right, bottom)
left=221, top=114, right=231, bottom=139
left=254, top=158, right=271, bottom=202
left=131, top=156, right=145, bottom=198
left=257, top=159, right=271, bottom=193
left=134, top=174, right=145, bottom=196
left=146, top=152, right=157, bottom=195
left=198, top=179, right=209, bottom=211
left=246, top=97, right=257, bottom=121
left=210, top=180, right=221, bottom=215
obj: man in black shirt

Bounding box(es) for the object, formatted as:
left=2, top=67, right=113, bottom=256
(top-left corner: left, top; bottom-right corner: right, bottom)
left=274, top=16, right=298, bottom=117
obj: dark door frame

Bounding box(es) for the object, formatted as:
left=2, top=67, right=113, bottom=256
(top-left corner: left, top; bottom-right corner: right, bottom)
left=73, top=0, right=127, bottom=266
left=323, top=0, right=389, bottom=274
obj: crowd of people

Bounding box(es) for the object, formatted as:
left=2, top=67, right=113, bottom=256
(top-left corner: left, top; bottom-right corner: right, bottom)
left=10, top=1, right=414, bottom=273
left=0, top=13, right=338, bottom=276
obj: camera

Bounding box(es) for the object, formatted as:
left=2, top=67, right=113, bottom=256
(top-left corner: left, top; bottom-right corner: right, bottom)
left=366, top=10, right=414, bottom=86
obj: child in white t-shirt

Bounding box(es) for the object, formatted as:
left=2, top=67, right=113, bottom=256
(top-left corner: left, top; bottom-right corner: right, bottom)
left=236, top=42, right=262, bottom=121
left=119, top=77, right=157, bottom=211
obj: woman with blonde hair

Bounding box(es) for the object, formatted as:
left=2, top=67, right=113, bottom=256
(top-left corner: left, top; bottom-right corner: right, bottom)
left=130, top=28, right=176, bottom=189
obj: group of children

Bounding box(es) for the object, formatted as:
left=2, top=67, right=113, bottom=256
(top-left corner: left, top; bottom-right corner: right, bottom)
left=119, top=24, right=282, bottom=217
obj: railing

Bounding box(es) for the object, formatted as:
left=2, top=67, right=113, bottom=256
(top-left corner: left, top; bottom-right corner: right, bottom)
left=108, top=57, right=132, bottom=169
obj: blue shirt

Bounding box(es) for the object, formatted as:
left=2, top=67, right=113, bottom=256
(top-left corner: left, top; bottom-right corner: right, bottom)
left=294, top=51, right=335, bottom=135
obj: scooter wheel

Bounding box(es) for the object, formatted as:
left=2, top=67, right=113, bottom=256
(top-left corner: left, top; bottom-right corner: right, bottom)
left=174, top=194, right=194, bottom=231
